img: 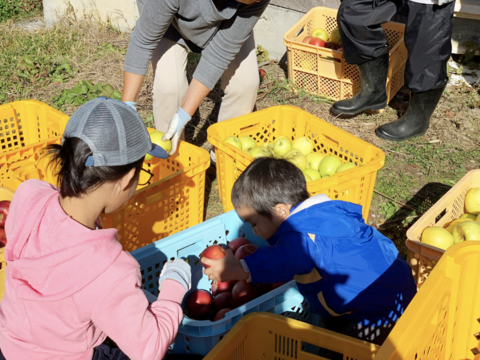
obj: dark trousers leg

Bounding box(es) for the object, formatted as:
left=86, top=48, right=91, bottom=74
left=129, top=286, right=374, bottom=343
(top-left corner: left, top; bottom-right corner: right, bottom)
left=405, top=1, right=455, bottom=92
left=338, top=0, right=399, bottom=65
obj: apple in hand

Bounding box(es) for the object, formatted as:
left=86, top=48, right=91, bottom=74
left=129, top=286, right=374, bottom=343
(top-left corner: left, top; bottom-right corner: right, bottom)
left=145, top=131, right=171, bottom=161
left=211, top=280, right=232, bottom=296
left=232, top=281, right=258, bottom=306
left=309, top=38, right=326, bottom=47
left=186, top=290, right=213, bottom=320
left=452, top=221, right=480, bottom=244
left=213, top=292, right=236, bottom=311
left=200, top=245, right=226, bottom=268
left=234, top=244, right=258, bottom=261
left=224, top=136, right=243, bottom=150
left=0, top=201, right=10, bottom=227
left=421, top=226, right=454, bottom=250
left=213, top=308, right=232, bottom=321
left=227, top=237, right=252, bottom=255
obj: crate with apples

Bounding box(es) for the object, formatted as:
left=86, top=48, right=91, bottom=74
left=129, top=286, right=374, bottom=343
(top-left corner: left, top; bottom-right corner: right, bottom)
left=131, top=210, right=317, bottom=356
left=406, top=170, right=480, bottom=289
left=208, top=105, right=385, bottom=221
left=283, top=6, right=407, bottom=101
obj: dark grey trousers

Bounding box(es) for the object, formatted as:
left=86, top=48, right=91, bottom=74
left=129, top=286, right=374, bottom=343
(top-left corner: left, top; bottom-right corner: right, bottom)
left=338, top=0, right=455, bottom=92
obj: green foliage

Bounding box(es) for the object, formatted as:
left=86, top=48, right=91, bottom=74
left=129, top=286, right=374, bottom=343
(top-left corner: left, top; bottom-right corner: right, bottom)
left=51, top=80, right=121, bottom=111
left=0, top=0, right=42, bottom=22
left=461, top=42, right=480, bottom=70
left=96, top=42, right=126, bottom=58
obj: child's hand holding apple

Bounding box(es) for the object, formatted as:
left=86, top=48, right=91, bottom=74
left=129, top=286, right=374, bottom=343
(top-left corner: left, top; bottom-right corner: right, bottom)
left=201, top=249, right=249, bottom=283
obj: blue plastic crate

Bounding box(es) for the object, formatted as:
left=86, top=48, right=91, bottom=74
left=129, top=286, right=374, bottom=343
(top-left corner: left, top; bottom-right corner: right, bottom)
left=131, top=210, right=317, bottom=356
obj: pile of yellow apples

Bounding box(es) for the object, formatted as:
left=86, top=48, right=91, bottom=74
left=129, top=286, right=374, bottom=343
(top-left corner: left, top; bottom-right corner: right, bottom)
left=223, top=135, right=356, bottom=182
left=421, top=187, right=480, bottom=250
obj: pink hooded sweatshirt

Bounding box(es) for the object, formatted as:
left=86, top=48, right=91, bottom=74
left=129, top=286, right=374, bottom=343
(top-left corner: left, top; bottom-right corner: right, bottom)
left=0, top=179, right=186, bottom=360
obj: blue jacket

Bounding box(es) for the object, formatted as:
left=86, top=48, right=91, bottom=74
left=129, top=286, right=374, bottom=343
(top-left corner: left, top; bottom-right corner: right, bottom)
left=244, top=195, right=417, bottom=323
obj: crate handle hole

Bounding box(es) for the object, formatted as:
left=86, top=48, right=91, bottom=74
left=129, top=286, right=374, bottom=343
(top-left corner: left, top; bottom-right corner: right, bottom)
left=475, top=332, right=480, bottom=341
left=471, top=348, right=480, bottom=356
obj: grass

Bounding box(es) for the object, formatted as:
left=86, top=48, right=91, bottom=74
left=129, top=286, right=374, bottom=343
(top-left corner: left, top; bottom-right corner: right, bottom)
left=1, top=14, right=480, bottom=257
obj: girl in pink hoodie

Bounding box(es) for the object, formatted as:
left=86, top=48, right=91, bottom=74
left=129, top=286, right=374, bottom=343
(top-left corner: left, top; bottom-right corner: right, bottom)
left=0, top=98, right=198, bottom=360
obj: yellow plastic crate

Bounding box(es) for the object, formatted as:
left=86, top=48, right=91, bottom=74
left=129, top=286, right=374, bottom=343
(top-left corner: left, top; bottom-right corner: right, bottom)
left=0, top=187, right=14, bottom=302
left=2, top=138, right=210, bottom=251
left=406, top=169, right=480, bottom=290
left=0, top=101, right=69, bottom=188
left=374, top=241, right=480, bottom=360
left=283, top=7, right=407, bottom=101
left=205, top=242, right=480, bottom=360
left=204, top=312, right=380, bottom=360
left=207, top=105, right=385, bottom=221
left=0, top=100, right=69, bottom=155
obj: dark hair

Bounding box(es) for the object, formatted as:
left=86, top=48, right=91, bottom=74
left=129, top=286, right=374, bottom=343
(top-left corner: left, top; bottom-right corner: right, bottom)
left=46, top=137, right=144, bottom=198
left=231, top=158, right=310, bottom=219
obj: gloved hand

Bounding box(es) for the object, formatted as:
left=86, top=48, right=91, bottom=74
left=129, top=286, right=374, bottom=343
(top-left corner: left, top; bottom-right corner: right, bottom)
left=162, top=107, right=191, bottom=155
left=158, top=258, right=192, bottom=292
left=123, top=101, right=137, bottom=111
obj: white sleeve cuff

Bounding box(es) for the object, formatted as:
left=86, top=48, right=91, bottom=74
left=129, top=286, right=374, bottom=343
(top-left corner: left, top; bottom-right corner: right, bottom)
left=239, top=259, right=252, bottom=283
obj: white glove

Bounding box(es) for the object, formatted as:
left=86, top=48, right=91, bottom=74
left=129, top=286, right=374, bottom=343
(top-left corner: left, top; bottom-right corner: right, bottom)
left=123, top=101, right=137, bottom=111
left=158, top=259, right=192, bottom=292
left=162, top=107, right=191, bottom=155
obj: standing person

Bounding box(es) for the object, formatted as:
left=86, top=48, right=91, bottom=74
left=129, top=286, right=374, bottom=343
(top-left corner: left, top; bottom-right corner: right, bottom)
left=331, top=0, right=455, bottom=142
left=0, top=98, right=196, bottom=360
left=122, top=0, right=269, bottom=157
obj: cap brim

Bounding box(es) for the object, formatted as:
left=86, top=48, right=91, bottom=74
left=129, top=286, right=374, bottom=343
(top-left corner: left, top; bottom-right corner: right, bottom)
left=148, top=144, right=169, bottom=159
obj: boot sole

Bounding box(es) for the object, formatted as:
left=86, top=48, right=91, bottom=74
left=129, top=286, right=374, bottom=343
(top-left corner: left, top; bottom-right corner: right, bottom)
left=375, top=128, right=426, bottom=142
left=330, top=102, right=387, bottom=117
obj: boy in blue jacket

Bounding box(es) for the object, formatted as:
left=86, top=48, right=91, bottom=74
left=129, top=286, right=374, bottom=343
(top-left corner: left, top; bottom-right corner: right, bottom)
left=202, top=157, right=416, bottom=345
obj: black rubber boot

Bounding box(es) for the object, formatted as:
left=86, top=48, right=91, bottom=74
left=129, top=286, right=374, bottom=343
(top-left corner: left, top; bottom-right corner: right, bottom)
left=331, top=53, right=389, bottom=116
left=375, top=85, right=446, bottom=142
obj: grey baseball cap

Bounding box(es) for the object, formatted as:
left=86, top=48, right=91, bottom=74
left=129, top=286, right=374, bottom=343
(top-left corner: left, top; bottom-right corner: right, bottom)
left=62, top=97, right=168, bottom=166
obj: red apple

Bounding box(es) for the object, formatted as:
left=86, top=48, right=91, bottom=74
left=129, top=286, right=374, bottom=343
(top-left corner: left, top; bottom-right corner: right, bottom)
left=302, top=36, right=313, bottom=44
left=234, top=244, right=258, bottom=261
left=254, top=283, right=272, bottom=296
left=186, top=290, right=213, bottom=320
left=272, top=282, right=286, bottom=289
left=211, top=280, right=232, bottom=296
left=0, top=201, right=10, bottom=227
left=309, top=38, right=326, bottom=48
left=213, top=308, right=232, bottom=322
left=232, top=281, right=258, bottom=307
left=200, top=245, right=226, bottom=268
left=213, top=292, right=236, bottom=311
left=227, top=237, right=252, bottom=255
left=259, top=69, right=266, bottom=80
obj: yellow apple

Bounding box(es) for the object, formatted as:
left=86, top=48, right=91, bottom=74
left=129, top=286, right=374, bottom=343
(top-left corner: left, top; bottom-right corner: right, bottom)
left=460, top=213, right=477, bottom=220
left=304, top=169, right=321, bottom=181
left=336, top=162, right=356, bottom=174
left=304, top=173, right=313, bottom=182
left=444, top=218, right=474, bottom=234
left=224, top=136, right=242, bottom=150
left=465, top=187, right=480, bottom=214
left=249, top=146, right=272, bottom=158
left=146, top=130, right=171, bottom=161
left=273, top=137, right=292, bottom=158
left=283, top=149, right=307, bottom=171
left=421, top=226, right=454, bottom=250
left=311, top=28, right=329, bottom=42
left=306, top=152, right=326, bottom=171
left=292, top=136, right=314, bottom=156
left=318, top=155, right=342, bottom=177
left=239, top=136, right=256, bottom=152
left=452, top=221, right=480, bottom=243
